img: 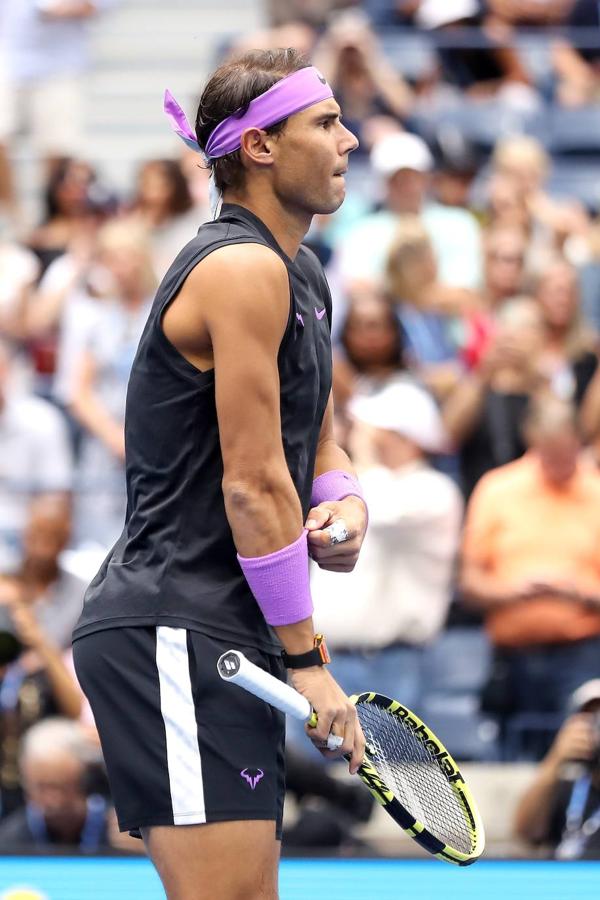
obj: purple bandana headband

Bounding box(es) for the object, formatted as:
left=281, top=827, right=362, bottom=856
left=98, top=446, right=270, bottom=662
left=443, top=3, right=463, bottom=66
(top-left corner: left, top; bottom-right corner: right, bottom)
left=164, top=66, right=334, bottom=160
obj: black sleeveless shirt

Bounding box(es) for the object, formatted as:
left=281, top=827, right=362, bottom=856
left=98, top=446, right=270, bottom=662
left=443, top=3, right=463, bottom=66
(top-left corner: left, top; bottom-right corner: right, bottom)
left=73, top=204, right=333, bottom=653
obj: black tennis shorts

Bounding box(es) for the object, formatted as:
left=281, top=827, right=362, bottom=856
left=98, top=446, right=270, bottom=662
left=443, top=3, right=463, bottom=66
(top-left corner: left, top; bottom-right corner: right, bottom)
left=73, top=627, right=286, bottom=838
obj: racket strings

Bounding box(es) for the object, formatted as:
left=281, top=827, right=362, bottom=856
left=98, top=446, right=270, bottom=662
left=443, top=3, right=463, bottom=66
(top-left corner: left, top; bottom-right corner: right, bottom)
left=356, top=702, right=475, bottom=854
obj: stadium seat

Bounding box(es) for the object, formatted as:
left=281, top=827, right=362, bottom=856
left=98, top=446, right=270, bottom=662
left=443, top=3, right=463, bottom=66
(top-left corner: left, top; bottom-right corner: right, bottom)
left=419, top=628, right=499, bottom=761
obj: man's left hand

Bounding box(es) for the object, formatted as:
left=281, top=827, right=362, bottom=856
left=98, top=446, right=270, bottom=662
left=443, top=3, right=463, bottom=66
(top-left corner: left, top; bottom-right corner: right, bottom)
left=305, top=496, right=367, bottom=573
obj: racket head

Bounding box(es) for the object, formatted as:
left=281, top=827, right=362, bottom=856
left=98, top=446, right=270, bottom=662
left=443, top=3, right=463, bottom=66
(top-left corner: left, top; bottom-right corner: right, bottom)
left=352, top=692, right=485, bottom=866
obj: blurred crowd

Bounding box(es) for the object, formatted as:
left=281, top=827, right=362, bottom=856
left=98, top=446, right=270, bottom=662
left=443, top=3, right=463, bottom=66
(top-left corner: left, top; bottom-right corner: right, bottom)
left=1, top=0, right=600, bottom=859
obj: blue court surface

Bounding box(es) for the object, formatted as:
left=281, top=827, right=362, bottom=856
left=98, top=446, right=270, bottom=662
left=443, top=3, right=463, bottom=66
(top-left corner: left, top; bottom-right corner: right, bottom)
left=0, top=858, right=599, bottom=900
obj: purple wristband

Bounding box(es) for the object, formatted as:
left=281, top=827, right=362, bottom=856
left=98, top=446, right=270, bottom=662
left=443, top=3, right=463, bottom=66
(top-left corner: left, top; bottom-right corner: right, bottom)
left=311, top=469, right=365, bottom=509
left=237, top=530, right=313, bottom=627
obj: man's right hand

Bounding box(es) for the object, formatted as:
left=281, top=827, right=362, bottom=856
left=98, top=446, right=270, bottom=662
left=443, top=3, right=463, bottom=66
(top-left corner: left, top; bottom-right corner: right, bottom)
left=290, top=666, right=365, bottom=775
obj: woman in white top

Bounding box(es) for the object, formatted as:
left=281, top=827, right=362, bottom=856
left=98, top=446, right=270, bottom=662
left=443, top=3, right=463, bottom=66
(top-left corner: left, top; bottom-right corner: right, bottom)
left=69, top=220, right=156, bottom=550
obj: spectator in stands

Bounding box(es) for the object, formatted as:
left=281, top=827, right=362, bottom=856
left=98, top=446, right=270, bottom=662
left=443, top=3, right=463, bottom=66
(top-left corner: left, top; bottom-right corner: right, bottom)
left=481, top=225, right=527, bottom=310
left=385, top=214, right=479, bottom=398
left=0, top=237, right=39, bottom=341
left=312, top=379, right=462, bottom=709
left=69, top=220, right=155, bottom=549
left=0, top=718, right=111, bottom=848
left=334, top=130, right=482, bottom=291
left=415, top=0, right=538, bottom=109
left=533, top=258, right=599, bottom=405
left=0, top=576, right=82, bottom=817
left=312, top=11, right=413, bottom=152
left=444, top=297, right=548, bottom=497
left=226, top=20, right=317, bottom=62
left=266, top=0, right=356, bottom=27
left=484, top=173, right=532, bottom=233
left=486, top=0, right=570, bottom=26
left=552, top=0, right=600, bottom=107
left=514, top=679, right=600, bottom=859
left=8, top=496, right=85, bottom=651
left=0, top=337, right=73, bottom=572
left=490, top=136, right=589, bottom=267
left=459, top=224, right=528, bottom=375
left=23, top=217, right=104, bottom=407
left=1, top=1, right=117, bottom=168
left=333, top=288, right=407, bottom=415
left=26, top=158, right=106, bottom=277
left=460, top=397, right=600, bottom=758
left=430, top=132, right=481, bottom=213
left=125, top=159, right=199, bottom=279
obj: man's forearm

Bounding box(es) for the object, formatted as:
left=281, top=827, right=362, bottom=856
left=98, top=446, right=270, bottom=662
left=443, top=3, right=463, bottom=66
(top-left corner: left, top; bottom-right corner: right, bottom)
left=223, top=469, right=303, bottom=558
left=223, top=469, right=314, bottom=654
left=460, top=566, right=513, bottom=609
left=314, top=437, right=355, bottom=479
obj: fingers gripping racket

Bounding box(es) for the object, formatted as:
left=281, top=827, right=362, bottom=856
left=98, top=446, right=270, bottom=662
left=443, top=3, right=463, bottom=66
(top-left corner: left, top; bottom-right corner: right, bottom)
left=217, top=650, right=485, bottom=866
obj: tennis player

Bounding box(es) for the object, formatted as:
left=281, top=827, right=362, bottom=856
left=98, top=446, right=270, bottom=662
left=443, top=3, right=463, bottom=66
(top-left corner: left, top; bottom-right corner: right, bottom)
left=72, top=49, right=368, bottom=899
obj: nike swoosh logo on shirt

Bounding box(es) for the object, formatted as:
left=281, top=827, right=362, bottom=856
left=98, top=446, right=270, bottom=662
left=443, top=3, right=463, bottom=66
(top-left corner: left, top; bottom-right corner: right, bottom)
left=314, top=307, right=326, bottom=320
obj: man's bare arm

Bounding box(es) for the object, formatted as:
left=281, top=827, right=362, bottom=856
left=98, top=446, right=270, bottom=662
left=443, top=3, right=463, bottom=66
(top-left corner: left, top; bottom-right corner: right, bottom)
left=314, top=392, right=353, bottom=478
left=176, top=243, right=302, bottom=557
left=307, top=392, right=368, bottom=572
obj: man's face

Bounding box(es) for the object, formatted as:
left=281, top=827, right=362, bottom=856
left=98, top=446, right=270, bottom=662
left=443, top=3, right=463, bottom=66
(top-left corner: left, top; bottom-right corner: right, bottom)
left=268, top=99, right=359, bottom=217
left=485, top=231, right=525, bottom=298
left=387, top=168, right=428, bottom=215
left=23, top=508, right=71, bottom=571
left=22, top=754, right=87, bottom=833
left=535, top=431, right=580, bottom=487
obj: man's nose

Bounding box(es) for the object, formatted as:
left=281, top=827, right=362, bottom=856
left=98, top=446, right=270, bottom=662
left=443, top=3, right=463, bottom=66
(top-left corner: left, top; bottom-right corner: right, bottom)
left=342, top=125, right=359, bottom=155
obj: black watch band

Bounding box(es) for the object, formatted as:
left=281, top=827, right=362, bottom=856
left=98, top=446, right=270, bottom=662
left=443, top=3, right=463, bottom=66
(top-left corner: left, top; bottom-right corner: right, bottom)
left=281, top=634, right=330, bottom=669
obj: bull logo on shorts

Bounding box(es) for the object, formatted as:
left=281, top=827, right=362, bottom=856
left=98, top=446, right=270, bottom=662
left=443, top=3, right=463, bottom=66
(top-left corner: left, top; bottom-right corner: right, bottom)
left=240, top=768, right=264, bottom=790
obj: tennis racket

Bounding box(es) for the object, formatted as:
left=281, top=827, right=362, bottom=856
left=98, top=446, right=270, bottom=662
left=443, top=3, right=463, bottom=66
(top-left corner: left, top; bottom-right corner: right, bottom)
left=217, top=649, right=485, bottom=866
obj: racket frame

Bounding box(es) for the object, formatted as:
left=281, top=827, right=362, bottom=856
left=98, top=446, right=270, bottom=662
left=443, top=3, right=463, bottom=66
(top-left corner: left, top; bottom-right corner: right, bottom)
left=351, top=691, right=485, bottom=866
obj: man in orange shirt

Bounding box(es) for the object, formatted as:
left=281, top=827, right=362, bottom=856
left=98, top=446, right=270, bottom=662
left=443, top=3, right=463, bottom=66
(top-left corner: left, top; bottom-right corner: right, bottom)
left=460, top=396, right=600, bottom=758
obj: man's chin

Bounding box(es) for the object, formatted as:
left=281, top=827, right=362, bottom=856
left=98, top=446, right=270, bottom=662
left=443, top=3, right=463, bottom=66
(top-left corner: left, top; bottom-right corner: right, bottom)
left=313, top=194, right=345, bottom=216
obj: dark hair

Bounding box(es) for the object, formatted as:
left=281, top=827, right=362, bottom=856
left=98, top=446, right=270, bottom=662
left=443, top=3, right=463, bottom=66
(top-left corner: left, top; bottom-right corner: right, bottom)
left=136, top=159, right=193, bottom=216
left=42, top=157, right=95, bottom=222
left=340, top=296, right=405, bottom=372
left=195, top=48, right=310, bottom=192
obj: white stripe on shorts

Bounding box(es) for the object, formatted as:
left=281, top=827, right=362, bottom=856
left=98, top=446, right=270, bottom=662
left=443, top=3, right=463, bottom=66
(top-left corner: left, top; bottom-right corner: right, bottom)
left=156, top=626, right=206, bottom=825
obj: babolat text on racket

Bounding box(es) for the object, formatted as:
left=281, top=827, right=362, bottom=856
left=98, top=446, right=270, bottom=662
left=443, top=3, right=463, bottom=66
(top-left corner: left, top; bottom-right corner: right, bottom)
left=217, top=649, right=485, bottom=866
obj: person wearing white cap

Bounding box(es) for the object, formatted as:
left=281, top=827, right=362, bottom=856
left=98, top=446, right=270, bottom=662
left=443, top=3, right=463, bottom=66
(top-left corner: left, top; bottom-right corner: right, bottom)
left=332, top=129, right=482, bottom=293
left=514, top=679, right=600, bottom=860
left=310, top=377, right=463, bottom=709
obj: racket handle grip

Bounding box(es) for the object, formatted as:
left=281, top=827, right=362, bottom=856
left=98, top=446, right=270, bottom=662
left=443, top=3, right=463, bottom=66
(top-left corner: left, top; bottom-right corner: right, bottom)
left=217, top=649, right=313, bottom=722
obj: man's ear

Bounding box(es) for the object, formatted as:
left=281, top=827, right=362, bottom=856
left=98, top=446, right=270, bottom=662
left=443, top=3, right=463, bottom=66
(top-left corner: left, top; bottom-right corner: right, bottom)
left=239, top=128, right=275, bottom=170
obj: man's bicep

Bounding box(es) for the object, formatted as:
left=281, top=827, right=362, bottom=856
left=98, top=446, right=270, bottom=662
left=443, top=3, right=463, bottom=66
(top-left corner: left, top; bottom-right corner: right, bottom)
left=204, top=247, right=290, bottom=475
left=214, top=323, right=286, bottom=473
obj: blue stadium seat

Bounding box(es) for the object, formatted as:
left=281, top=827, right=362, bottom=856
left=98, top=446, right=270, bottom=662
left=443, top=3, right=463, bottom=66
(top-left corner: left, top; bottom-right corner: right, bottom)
left=419, top=628, right=499, bottom=760
left=549, top=107, right=600, bottom=153
left=547, top=156, right=600, bottom=210
left=377, top=30, right=436, bottom=81
left=422, top=627, right=492, bottom=694
left=419, top=695, right=500, bottom=762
